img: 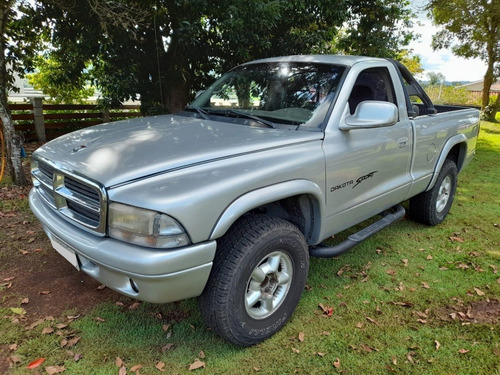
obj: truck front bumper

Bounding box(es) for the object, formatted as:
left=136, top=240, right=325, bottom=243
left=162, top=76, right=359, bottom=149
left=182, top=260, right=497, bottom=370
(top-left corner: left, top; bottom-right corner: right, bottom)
left=29, top=189, right=216, bottom=303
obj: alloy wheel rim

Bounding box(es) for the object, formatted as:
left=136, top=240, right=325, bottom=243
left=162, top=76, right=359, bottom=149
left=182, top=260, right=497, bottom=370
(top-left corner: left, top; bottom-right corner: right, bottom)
left=436, top=175, right=452, bottom=213
left=244, top=251, right=293, bottom=320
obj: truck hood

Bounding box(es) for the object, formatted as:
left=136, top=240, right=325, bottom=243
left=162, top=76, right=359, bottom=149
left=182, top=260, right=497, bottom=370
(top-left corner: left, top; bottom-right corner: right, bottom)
left=34, top=114, right=323, bottom=187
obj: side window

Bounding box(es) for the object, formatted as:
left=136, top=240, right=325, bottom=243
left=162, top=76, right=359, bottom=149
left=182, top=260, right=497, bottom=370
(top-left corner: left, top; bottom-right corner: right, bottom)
left=348, top=67, right=397, bottom=114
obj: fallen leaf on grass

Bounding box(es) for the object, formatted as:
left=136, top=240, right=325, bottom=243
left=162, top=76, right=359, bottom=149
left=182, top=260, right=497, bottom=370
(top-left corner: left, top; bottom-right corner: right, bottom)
left=128, top=302, right=141, bottom=310
left=199, top=350, right=205, bottom=359
left=27, top=358, right=45, bottom=369
left=9, top=344, right=18, bottom=351
left=292, top=348, right=300, bottom=353
left=26, top=319, right=45, bottom=331
left=392, top=357, right=397, bottom=365
left=386, top=269, right=396, bottom=276
left=66, top=315, right=81, bottom=321
left=45, top=365, right=66, bottom=374
left=360, top=344, right=377, bottom=353
left=130, top=364, right=143, bottom=373
left=62, top=337, right=80, bottom=348
left=162, top=324, right=170, bottom=332
left=20, top=250, right=30, bottom=255
left=115, top=357, right=124, bottom=367
left=417, top=319, right=427, bottom=324
left=298, top=332, right=304, bottom=342
left=355, top=322, right=364, bottom=329
left=39, top=291, right=51, bottom=295
left=10, top=307, right=26, bottom=315
left=42, top=327, right=54, bottom=335
left=55, top=323, right=68, bottom=329
left=474, top=287, right=485, bottom=296
left=21, top=298, right=29, bottom=304
left=407, top=353, right=415, bottom=364
left=188, top=359, right=205, bottom=371
left=426, top=255, right=433, bottom=260
left=318, top=303, right=334, bottom=317
left=333, top=358, right=340, bottom=368
left=449, top=236, right=464, bottom=243
left=390, top=301, right=413, bottom=307
left=119, top=366, right=127, bottom=375
left=155, top=361, right=166, bottom=371
left=366, top=317, right=379, bottom=325
left=3, top=276, right=15, bottom=281
left=422, top=282, right=430, bottom=289
left=402, top=259, right=408, bottom=267
left=316, top=352, right=325, bottom=357
left=435, top=340, right=440, bottom=350
left=458, top=349, right=470, bottom=354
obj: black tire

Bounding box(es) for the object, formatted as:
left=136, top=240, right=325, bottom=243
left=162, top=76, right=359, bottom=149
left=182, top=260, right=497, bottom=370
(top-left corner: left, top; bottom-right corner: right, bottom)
left=410, top=159, right=458, bottom=226
left=198, top=215, right=309, bottom=346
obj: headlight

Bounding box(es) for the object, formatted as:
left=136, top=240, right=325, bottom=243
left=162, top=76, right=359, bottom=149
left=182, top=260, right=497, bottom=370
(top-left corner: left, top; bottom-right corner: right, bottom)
left=108, top=203, right=191, bottom=248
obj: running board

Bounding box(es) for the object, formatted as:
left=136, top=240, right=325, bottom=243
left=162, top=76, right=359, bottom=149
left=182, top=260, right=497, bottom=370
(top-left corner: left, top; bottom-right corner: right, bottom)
left=309, top=205, right=406, bottom=258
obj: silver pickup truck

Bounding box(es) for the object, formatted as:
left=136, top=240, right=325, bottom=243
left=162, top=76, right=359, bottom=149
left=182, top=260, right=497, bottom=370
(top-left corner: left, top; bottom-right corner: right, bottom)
left=29, top=55, right=479, bottom=346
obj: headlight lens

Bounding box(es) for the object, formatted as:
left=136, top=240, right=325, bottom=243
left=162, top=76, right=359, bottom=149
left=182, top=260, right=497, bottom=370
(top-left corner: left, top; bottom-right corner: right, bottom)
left=108, top=203, right=191, bottom=248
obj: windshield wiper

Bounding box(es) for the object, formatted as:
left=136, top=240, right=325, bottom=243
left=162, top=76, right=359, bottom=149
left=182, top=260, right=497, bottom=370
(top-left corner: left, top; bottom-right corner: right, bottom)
left=223, top=109, right=275, bottom=129
left=185, top=105, right=210, bottom=120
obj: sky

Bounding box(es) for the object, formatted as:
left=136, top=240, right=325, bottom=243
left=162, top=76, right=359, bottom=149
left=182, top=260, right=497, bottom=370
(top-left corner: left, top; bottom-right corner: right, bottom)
left=408, top=0, right=487, bottom=82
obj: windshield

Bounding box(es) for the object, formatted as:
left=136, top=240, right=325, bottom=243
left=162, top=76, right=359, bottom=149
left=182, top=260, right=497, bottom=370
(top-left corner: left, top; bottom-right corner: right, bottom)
left=189, top=62, right=345, bottom=128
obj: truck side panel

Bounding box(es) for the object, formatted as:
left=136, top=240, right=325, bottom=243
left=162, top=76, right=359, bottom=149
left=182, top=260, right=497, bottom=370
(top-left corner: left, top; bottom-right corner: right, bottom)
left=407, top=108, right=479, bottom=198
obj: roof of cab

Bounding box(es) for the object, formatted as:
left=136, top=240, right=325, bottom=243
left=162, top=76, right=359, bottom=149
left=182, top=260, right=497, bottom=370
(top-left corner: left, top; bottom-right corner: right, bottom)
left=242, top=55, right=387, bottom=67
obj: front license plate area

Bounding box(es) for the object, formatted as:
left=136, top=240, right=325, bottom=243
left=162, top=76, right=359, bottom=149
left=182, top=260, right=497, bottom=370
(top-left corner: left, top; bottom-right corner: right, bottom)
left=50, top=236, right=80, bottom=271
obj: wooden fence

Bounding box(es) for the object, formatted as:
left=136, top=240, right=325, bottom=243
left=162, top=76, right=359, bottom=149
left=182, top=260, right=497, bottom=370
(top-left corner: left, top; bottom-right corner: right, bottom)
left=7, top=100, right=142, bottom=142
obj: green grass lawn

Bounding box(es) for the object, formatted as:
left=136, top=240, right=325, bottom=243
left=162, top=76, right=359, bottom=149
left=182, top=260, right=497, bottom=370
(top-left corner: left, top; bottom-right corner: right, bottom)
left=1, top=121, right=499, bottom=375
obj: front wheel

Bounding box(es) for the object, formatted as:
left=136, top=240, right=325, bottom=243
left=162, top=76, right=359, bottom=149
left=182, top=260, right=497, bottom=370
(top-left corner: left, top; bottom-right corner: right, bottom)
left=410, top=159, right=458, bottom=226
left=198, top=215, right=309, bottom=346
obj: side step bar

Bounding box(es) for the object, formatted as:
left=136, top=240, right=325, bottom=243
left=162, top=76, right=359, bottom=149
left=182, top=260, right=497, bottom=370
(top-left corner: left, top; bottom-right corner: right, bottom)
left=309, top=205, right=406, bottom=258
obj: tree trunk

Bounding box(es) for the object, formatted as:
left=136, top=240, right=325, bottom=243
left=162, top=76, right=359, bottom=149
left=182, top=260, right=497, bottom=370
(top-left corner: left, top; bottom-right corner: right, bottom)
left=483, top=93, right=500, bottom=122
left=0, top=0, right=28, bottom=185
left=163, top=80, right=189, bottom=114
left=0, top=98, right=28, bottom=185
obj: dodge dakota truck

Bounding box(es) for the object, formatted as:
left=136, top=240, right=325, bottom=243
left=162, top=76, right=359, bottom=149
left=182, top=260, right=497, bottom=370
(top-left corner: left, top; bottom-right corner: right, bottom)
left=29, top=55, right=479, bottom=346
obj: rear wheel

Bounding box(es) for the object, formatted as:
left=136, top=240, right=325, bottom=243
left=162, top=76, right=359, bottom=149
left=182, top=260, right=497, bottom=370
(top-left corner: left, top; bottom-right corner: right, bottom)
left=410, top=159, right=457, bottom=226
left=198, top=215, right=309, bottom=346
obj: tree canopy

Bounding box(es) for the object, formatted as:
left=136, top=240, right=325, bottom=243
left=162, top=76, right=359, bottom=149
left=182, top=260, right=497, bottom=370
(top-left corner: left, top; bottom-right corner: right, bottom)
left=30, top=0, right=417, bottom=114
left=2, top=0, right=420, bottom=185
left=427, top=0, right=500, bottom=118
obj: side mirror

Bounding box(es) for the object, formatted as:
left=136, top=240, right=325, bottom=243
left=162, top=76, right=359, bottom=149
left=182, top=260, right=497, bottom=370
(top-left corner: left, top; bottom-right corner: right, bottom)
left=340, top=101, right=398, bottom=130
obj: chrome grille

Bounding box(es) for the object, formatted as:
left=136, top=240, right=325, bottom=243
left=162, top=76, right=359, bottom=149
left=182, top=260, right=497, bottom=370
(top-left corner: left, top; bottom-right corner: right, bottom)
left=65, top=177, right=100, bottom=203
left=31, top=158, right=107, bottom=235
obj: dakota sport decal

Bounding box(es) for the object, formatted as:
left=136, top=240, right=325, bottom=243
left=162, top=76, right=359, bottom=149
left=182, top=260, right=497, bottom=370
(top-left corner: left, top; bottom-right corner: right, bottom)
left=330, top=171, right=378, bottom=192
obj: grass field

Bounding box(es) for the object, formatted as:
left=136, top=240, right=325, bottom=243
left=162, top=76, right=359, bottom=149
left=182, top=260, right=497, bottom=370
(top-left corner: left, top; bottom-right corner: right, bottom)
left=1, top=121, right=499, bottom=375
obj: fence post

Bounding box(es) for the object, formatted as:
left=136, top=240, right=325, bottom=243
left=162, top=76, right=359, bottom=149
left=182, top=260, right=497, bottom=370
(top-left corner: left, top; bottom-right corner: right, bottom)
left=31, top=97, right=46, bottom=142
left=102, top=108, right=110, bottom=123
